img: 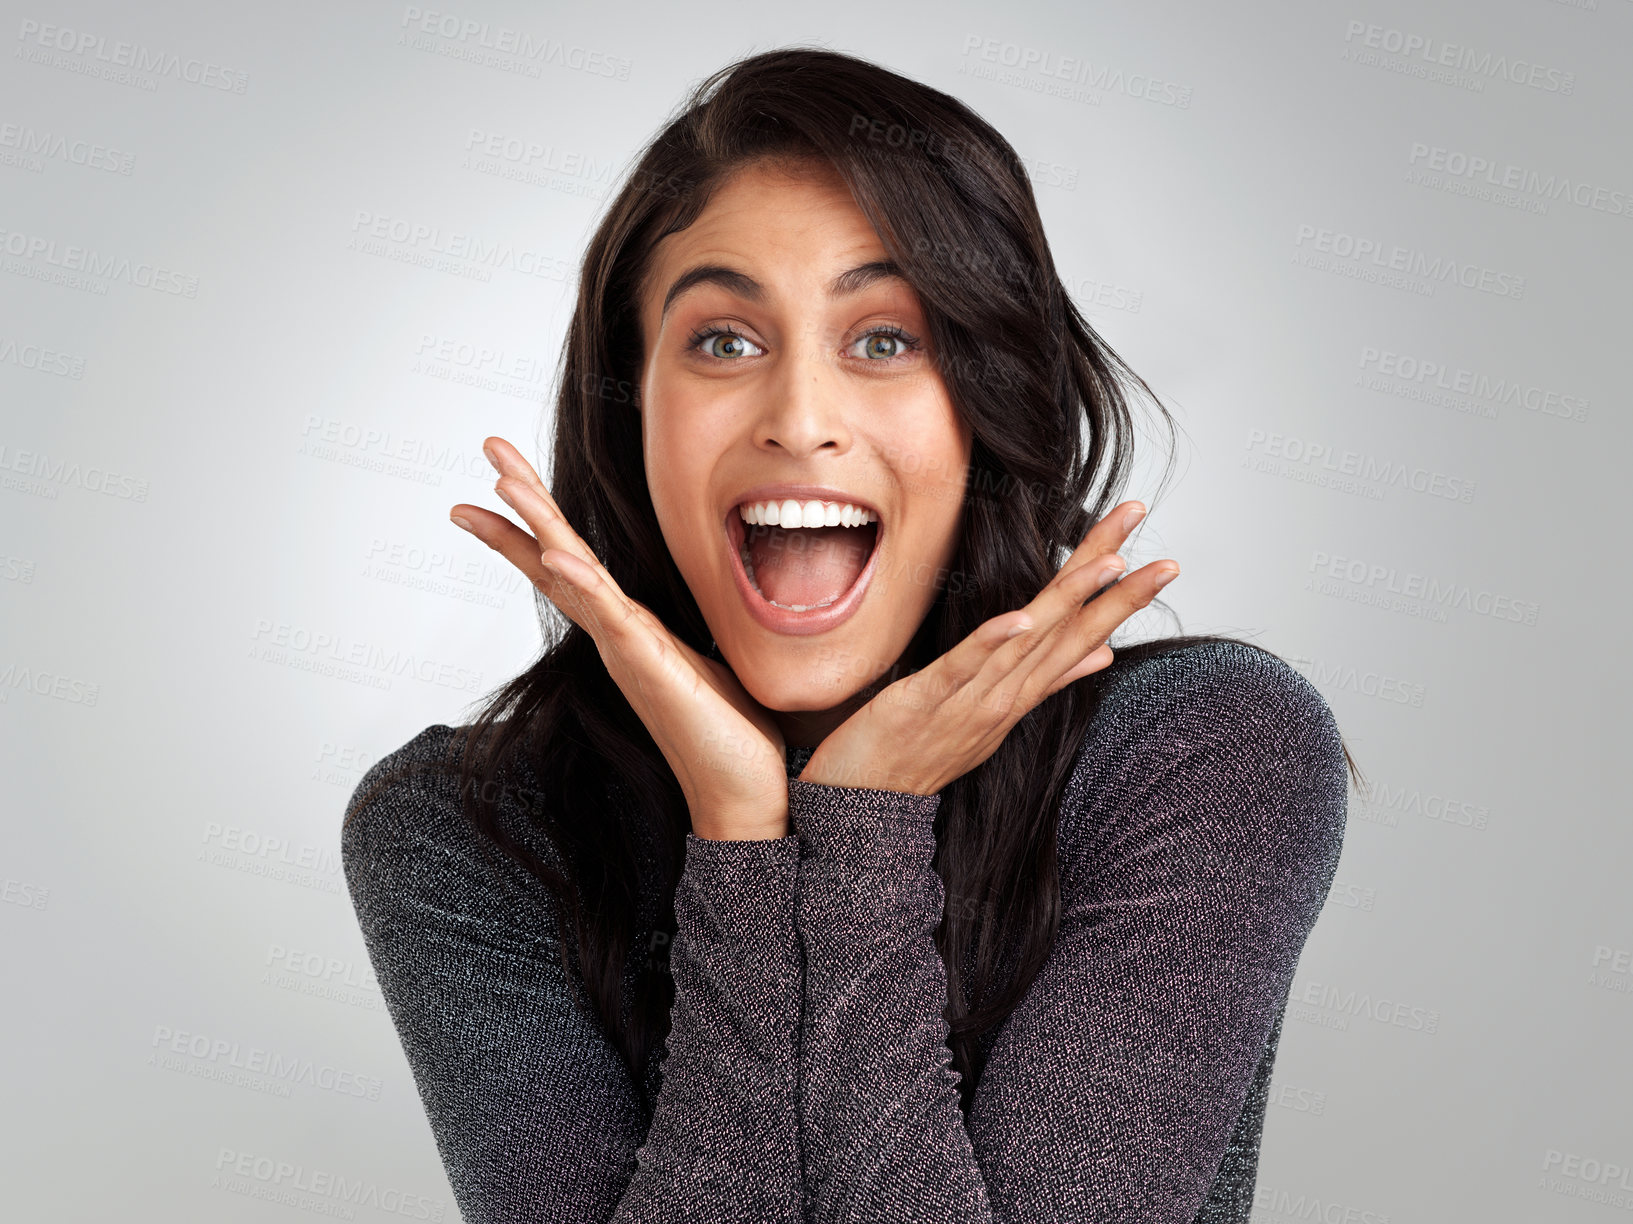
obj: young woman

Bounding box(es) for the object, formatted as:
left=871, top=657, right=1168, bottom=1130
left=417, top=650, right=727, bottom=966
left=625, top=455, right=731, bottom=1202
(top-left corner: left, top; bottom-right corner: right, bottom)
left=342, top=47, right=1361, bottom=1224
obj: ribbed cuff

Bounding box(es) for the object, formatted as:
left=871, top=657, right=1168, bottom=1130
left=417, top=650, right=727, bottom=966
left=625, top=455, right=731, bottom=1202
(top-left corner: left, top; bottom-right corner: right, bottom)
left=683, top=830, right=801, bottom=867
left=788, top=777, right=941, bottom=864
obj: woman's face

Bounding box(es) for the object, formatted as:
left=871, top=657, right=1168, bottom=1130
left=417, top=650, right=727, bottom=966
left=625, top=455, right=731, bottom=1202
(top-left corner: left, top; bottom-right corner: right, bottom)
left=636, top=157, right=973, bottom=746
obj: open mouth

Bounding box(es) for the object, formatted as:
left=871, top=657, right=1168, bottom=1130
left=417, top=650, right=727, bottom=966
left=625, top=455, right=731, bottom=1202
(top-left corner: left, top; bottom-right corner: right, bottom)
left=723, top=498, right=883, bottom=632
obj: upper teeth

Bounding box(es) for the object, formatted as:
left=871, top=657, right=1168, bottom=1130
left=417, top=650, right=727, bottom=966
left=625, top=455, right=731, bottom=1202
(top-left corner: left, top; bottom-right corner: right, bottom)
left=738, top=499, right=876, bottom=528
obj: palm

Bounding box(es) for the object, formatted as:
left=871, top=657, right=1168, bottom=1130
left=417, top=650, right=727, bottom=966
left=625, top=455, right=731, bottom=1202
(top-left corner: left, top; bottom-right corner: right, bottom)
left=665, top=633, right=787, bottom=758
left=800, top=501, right=1178, bottom=795
left=454, top=437, right=790, bottom=834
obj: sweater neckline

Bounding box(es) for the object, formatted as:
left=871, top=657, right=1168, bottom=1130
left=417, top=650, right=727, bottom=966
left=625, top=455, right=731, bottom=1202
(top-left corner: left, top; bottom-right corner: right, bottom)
left=785, top=743, right=816, bottom=779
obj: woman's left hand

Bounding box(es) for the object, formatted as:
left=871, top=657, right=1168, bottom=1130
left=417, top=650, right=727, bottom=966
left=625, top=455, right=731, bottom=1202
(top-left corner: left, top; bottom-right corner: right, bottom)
left=797, top=502, right=1177, bottom=796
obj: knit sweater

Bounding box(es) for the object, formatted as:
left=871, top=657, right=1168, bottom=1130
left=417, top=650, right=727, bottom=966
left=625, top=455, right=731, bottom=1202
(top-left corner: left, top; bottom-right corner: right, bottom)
left=340, top=638, right=1349, bottom=1224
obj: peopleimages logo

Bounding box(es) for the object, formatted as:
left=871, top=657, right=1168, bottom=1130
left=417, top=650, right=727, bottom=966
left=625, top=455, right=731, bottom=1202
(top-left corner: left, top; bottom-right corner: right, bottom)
left=212, top=1147, right=445, bottom=1220
left=1340, top=20, right=1576, bottom=94
left=248, top=619, right=483, bottom=693
left=1293, top=224, right=1524, bottom=299
left=957, top=34, right=1193, bottom=108
left=1308, top=551, right=1540, bottom=627
left=348, top=210, right=573, bottom=281
left=1407, top=143, right=1631, bottom=216
left=1357, top=347, right=1590, bottom=424
left=0, top=336, right=87, bottom=379
left=0, top=122, right=136, bottom=174
left=397, top=6, right=631, bottom=80
left=151, top=1024, right=382, bottom=1100
left=0, top=442, right=150, bottom=501
left=1244, top=429, right=1476, bottom=504
left=1540, top=1149, right=1633, bottom=1207
left=14, top=18, right=250, bottom=93
left=1294, top=978, right=1442, bottom=1034
left=0, top=224, right=199, bottom=297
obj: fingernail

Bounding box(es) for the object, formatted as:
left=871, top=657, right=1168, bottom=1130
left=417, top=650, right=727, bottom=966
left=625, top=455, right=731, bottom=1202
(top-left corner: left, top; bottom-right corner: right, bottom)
left=1123, top=504, right=1146, bottom=531
left=1098, top=561, right=1125, bottom=587
left=450, top=514, right=473, bottom=532
left=1006, top=621, right=1032, bottom=639
left=495, top=485, right=515, bottom=508
left=1153, top=567, right=1180, bottom=588
left=482, top=443, right=498, bottom=469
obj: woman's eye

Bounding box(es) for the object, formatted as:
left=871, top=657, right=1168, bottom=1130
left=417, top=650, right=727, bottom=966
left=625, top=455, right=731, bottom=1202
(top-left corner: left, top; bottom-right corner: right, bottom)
left=851, top=328, right=921, bottom=362
left=693, top=329, right=764, bottom=360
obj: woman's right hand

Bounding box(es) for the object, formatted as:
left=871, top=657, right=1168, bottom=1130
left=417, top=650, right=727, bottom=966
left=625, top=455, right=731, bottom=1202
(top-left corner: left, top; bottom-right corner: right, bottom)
left=449, top=436, right=790, bottom=841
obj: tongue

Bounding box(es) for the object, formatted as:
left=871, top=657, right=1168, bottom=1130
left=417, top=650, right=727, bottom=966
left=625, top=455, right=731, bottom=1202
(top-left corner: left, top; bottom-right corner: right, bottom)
left=748, top=524, right=875, bottom=607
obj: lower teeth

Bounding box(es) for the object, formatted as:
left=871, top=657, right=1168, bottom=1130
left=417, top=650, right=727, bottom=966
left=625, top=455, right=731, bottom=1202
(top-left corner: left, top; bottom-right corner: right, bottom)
left=740, top=543, right=840, bottom=611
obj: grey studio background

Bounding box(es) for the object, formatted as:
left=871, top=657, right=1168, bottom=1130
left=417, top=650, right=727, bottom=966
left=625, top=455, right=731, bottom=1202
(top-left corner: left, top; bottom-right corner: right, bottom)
left=2, top=1, right=1627, bottom=1220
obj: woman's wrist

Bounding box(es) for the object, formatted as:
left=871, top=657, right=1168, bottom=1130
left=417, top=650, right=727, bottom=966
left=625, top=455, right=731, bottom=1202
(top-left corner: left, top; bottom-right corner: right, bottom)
left=689, top=797, right=792, bottom=841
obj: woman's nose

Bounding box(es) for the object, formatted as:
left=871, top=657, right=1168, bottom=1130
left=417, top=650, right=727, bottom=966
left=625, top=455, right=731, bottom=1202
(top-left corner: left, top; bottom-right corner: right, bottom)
left=752, top=345, right=853, bottom=458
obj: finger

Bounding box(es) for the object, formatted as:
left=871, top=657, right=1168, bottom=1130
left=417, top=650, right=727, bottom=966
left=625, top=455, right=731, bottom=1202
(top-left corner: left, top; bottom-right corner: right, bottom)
left=481, top=436, right=601, bottom=563
left=448, top=501, right=613, bottom=642
left=473, top=434, right=603, bottom=567
left=1052, top=500, right=1148, bottom=585
left=898, top=505, right=1144, bottom=713
left=999, top=505, right=1147, bottom=667
left=1005, top=549, right=1128, bottom=666
left=482, top=435, right=550, bottom=491
left=906, top=551, right=1122, bottom=720
left=987, top=501, right=1146, bottom=665
left=969, top=553, right=1128, bottom=712
left=888, top=607, right=1036, bottom=711
left=1026, top=561, right=1180, bottom=700
left=449, top=502, right=552, bottom=583
left=1045, top=644, right=1116, bottom=696
left=493, top=473, right=606, bottom=574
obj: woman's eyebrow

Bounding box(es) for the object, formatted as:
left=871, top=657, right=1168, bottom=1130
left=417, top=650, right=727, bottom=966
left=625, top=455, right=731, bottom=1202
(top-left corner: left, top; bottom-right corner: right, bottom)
left=660, top=259, right=906, bottom=323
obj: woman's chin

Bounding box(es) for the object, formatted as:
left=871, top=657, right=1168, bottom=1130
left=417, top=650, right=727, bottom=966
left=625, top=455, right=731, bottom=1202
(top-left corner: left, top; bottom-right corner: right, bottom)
left=727, top=652, right=879, bottom=722
left=741, top=670, right=864, bottom=716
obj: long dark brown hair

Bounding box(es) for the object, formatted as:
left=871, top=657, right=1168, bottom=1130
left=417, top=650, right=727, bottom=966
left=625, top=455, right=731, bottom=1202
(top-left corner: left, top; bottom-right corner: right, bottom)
left=350, top=46, right=1365, bottom=1121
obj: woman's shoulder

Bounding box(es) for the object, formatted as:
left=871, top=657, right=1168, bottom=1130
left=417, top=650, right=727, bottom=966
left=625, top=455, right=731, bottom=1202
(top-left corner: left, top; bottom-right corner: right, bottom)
left=1083, top=637, right=1339, bottom=761
left=1058, top=638, right=1349, bottom=873
left=341, top=723, right=463, bottom=844
left=339, top=723, right=561, bottom=910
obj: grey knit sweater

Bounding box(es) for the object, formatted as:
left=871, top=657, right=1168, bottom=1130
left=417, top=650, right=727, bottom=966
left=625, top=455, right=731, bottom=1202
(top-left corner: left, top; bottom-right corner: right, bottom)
left=341, top=638, right=1348, bottom=1223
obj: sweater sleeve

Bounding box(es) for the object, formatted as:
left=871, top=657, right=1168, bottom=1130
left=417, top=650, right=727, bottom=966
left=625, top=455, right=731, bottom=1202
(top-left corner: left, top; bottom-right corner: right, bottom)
left=340, top=725, right=804, bottom=1224
left=789, top=640, right=1349, bottom=1223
